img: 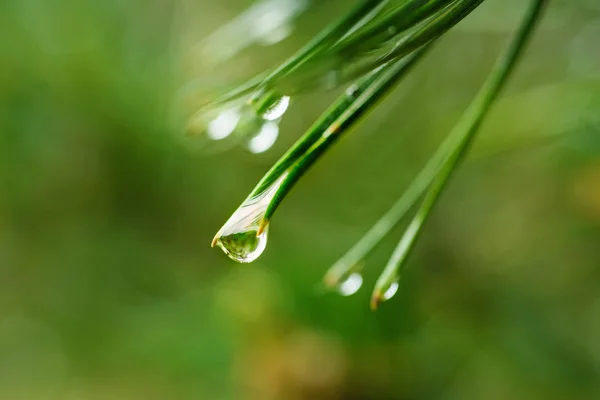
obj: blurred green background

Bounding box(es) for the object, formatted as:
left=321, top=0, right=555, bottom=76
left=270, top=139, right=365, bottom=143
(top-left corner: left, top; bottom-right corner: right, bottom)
left=1, top=0, right=600, bottom=399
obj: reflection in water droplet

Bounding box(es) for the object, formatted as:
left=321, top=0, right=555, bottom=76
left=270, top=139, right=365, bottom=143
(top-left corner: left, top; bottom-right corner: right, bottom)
left=213, top=173, right=288, bottom=263
left=262, top=95, right=290, bottom=121
left=247, top=121, right=279, bottom=154
left=382, top=281, right=399, bottom=301
left=337, top=273, right=363, bottom=296
left=215, top=225, right=269, bottom=263
left=207, top=108, right=242, bottom=140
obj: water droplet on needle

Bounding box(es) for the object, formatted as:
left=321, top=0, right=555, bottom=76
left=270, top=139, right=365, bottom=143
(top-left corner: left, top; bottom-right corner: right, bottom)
left=246, top=121, right=279, bottom=154
left=382, top=281, right=399, bottom=300
left=212, top=173, right=288, bottom=263
left=337, top=273, right=363, bottom=296
left=207, top=108, right=241, bottom=140
left=261, top=95, right=290, bottom=121
left=213, top=225, right=269, bottom=263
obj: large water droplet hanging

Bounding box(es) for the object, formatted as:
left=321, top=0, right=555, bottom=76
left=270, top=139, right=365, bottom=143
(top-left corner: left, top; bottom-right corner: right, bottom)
left=336, top=273, right=363, bottom=296
left=214, top=225, right=269, bottom=263
left=212, top=173, right=288, bottom=263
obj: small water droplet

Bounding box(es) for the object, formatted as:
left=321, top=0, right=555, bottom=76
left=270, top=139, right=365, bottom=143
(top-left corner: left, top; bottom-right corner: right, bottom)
left=234, top=94, right=288, bottom=153
left=337, top=273, right=363, bottom=296
left=184, top=102, right=244, bottom=142
left=345, top=84, right=359, bottom=97
left=207, top=108, right=242, bottom=140
left=261, top=95, right=290, bottom=121
left=382, top=281, right=399, bottom=301
left=182, top=105, right=242, bottom=153
left=246, top=121, right=279, bottom=153
left=214, top=225, right=269, bottom=263
left=181, top=90, right=288, bottom=154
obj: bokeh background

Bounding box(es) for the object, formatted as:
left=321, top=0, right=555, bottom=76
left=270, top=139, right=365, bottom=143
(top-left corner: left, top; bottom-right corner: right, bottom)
left=1, top=0, right=600, bottom=399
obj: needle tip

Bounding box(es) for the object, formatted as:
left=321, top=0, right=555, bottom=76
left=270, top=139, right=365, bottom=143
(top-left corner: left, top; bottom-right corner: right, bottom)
left=323, top=273, right=339, bottom=290
left=370, top=293, right=383, bottom=311
left=256, top=220, right=269, bottom=236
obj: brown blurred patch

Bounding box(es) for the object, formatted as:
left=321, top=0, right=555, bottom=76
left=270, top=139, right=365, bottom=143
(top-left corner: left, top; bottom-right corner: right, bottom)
left=235, top=327, right=348, bottom=400
left=571, top=161, right=600, bottom=221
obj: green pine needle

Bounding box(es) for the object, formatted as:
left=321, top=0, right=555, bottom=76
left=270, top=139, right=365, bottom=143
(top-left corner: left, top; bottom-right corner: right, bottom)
left=209, top=0, right=388, bottom=107
left=209, top=0, right=550, bottom=311
left=371, top=0, right=548, bottom=310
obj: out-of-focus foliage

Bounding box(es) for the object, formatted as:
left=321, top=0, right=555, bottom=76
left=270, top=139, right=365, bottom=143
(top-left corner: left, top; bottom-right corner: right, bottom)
left=1, top=0, right=600, bottom=399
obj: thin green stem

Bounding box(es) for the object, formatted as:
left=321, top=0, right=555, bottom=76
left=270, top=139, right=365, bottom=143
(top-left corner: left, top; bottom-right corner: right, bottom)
left=210, top=0, right=387, bottom=107
left=377, top=0, right=484, bottom=65
left=260, top=0, right=387, bottom=86
left=245, top=70, right=386, bottom=201
left=324, top=0, right=484, bottom=86
left=214, top=0, right=482, bottom=105
left=335, top=0, right=454, bottom=53
left=371, top=0, right=548, bottom=309
left=324, top=117, right=457, bottom=288
left=256, top=46, right=432, bottom=234
left=210, top=0, right=481, bottom=107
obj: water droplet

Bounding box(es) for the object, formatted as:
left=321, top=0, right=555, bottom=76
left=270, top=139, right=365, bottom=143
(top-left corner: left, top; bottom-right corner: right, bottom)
left=214, top=225, right=269, bottom=263
left=246, top=121, right=279, bottom=153
left=180, top=89, right=289, bottom=154
left=345, top=84, right=359, bottom=97
left=337, top=273, right=363, bottom=296
left=207, top=108, right=242, bottom=140
left=382, top=281, right=399, bottom=301
left=233, top=94, right=288, bottom=153
left=179, top=104, right=243, bottom=154
left=213, top=173, right=288, bottom=263
left=184, top=101, right=245, bottom=143
left=261, top=95, right=290, bottom=121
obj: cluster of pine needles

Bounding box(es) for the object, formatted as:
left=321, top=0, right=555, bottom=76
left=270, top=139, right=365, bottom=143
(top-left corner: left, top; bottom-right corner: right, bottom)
left=204, top=0, right=548, bottom=309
